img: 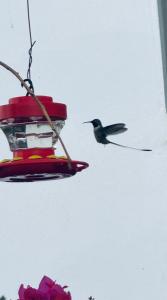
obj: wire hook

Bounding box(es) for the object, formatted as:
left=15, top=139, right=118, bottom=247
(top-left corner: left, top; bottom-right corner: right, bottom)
left=21, top=78, right=34, bottom=96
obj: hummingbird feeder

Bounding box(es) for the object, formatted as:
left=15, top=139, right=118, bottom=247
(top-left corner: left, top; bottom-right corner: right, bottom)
left=0, top=95, right=88, bottom=182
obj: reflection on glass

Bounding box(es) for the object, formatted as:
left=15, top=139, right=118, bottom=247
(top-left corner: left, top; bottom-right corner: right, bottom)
left=0, top=121, right=65, bottom=150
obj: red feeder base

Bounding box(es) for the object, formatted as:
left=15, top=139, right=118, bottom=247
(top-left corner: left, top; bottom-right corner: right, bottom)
left=0, top=158, right=89, bottom=182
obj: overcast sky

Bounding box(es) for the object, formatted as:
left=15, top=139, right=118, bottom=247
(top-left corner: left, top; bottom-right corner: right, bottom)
left=0, top=0, right=167, bottom=299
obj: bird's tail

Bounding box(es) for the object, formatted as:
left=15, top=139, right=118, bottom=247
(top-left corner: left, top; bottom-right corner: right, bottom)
left=109, top=141, right=152, bottom=152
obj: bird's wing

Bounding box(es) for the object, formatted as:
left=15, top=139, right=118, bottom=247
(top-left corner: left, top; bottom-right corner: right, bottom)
left=104, top=123, right=128, bottom=135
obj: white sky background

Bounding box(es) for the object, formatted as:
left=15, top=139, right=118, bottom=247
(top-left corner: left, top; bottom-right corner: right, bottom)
left=0, top=0, right=167, bottom=299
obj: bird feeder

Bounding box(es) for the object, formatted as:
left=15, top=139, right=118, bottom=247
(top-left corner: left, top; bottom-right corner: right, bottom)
left=0, top=95, right=88, bottom=182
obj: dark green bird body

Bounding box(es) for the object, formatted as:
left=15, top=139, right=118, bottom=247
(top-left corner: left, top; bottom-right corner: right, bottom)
left=91, top=119, right=127, bottom=144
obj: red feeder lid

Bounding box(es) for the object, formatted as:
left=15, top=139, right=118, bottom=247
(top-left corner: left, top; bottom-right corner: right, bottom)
left=0, top=157, right=89, bottom=182
left=0, top=96, right=67, bottom=122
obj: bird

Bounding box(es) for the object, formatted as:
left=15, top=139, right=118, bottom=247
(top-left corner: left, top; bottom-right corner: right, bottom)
left=83, top=119, right=152, bottom=151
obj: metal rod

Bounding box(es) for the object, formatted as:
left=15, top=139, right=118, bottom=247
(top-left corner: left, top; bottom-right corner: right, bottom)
left=157, top=0, right=167, bottom=111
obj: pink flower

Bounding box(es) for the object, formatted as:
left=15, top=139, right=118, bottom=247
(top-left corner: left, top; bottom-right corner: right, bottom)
left=18, top=276, right=72, bottom=300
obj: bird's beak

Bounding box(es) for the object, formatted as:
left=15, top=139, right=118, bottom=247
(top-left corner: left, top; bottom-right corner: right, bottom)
left=83, top=121, right=91, bottom=124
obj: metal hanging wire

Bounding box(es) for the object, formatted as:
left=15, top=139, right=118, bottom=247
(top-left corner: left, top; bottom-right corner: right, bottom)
left=26, top=0, right=36, bottom=93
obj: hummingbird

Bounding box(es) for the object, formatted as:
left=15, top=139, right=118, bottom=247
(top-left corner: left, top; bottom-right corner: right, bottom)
left=83, top=119, right=152, bottom=151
